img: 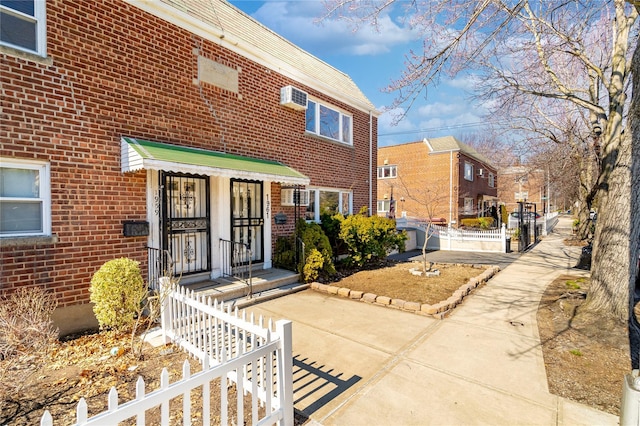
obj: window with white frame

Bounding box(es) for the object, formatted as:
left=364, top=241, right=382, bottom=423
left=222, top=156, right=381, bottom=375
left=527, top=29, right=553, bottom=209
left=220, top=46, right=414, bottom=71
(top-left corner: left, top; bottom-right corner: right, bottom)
left=305, top=99, right=352, bottom=145
left=488, top=172, right=495, bottom=187
left=305, top=188, right=352, bottom=221
left=377, top=165, right=397, bottom=179
left=463, top=197, right=474, bottom=214
left=464, top=162, right=474, bottom=181
left=377, top=200, right=390, bottom=213
left=0, top=0, right=47, bottom=56
left=0, top=159, right=51, bottom=237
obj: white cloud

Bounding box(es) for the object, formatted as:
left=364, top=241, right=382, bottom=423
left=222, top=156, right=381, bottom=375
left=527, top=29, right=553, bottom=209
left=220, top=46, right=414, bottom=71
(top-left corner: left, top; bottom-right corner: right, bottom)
left=248, top=1, right=420, bottom=56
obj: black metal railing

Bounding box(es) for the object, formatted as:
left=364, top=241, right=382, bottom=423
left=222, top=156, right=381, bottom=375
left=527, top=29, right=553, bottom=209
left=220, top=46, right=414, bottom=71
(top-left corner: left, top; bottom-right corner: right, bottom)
left=219, top=239, right=253, bottom=297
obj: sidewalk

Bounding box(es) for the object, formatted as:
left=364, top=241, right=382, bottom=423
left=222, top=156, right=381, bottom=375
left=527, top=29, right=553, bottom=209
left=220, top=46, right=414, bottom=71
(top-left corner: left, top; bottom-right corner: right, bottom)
left=246, top=216, right=619, bottom=425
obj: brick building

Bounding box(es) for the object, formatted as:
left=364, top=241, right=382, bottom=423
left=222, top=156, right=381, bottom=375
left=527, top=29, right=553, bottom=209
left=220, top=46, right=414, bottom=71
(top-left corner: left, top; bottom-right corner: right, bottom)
left=1, top=0, right=378, bottom=333
left=377, top=137, right=498, bottom=226
left=498, top=166, right=548, bottom=215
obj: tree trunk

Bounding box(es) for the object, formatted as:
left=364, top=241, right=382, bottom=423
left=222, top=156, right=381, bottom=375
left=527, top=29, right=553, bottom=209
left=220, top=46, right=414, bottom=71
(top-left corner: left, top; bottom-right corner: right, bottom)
left=586, top=52, right=639, bottom=324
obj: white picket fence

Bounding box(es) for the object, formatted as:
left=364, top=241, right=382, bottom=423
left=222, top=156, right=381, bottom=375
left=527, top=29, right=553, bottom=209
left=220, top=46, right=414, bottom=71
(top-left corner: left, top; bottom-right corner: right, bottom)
left=397, top=217, right=508, bottom=252
left=40, top=278, right=293, bottom=426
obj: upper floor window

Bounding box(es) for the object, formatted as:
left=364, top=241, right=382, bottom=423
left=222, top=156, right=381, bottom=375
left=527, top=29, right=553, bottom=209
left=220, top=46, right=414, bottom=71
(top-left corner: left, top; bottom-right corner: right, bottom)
left=0, top=158, right=51, bottom=237
left=488, top=172, right=495, bottom=187
left=306, top=100, right=352, bottom=145
left=377, top=165, right=397, bottom=179
left=0, top=0, right=47, bottom=56
left=464, top=162, right=474, bottom=181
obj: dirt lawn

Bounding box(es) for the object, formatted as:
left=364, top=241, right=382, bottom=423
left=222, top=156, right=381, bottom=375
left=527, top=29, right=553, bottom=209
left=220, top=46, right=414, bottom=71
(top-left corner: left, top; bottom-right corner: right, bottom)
left=1, top=259, right=629, bottom=424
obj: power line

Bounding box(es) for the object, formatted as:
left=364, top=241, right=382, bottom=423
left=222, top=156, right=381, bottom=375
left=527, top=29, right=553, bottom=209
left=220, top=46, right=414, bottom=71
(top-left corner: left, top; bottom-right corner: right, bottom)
left=378, top=120, right=491, bottom=136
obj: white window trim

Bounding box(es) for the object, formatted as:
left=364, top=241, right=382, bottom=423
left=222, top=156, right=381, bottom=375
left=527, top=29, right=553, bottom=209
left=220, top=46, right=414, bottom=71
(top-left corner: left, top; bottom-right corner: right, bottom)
left=377, top=165, right=397, bottom=179
left=377, top=200, right=390, bottom=213
left=0, top=0, right=47, bottom=57
left=463, top=197, right=474, bottom=214
left=464, top=162, right=474, bottom=181
left=488, top=172, right=495, bottom=187
left=306, top=187, right=352, bottom=222
left=0, top=158, right=51, bottom=237
left=305, top=99, right=353, bottom=145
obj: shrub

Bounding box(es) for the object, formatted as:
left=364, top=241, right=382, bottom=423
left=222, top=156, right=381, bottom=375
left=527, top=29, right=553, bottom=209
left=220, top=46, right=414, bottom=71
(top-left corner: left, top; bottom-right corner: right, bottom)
left=303, top=249, right=325, bottom=282
left=296, top=219, right=336, bottom=282
left=320, top=212, right=346, bottom=258
left=461, top=218, right=480, bottom=228
left=273, top=236, right=297, bottom=271
left=90, top=258, right=146, bottom=330
left=0, top=287, right=57, bottom=360
left=0, top=287, right=58, bottom=406
left=478, top=217, right=493, bottom=229
left=339, top=208, right=406, bottom=267
left=500, top=205, right=508, bottom=226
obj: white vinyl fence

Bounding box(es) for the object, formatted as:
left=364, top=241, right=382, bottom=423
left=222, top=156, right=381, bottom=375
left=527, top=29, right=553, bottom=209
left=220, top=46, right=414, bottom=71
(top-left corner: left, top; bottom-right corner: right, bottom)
left=397, top=218, right=508, bottom=253
left=397, top=213, right=559, bottom=253
left=40, top=278, right=293, bottom=426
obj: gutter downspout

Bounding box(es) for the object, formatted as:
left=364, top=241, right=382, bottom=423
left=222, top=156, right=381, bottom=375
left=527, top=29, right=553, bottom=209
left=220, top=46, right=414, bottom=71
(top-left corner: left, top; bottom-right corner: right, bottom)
left=369, top=110, right=373, bottom=216
left=449, top=150, right=453, bottom=226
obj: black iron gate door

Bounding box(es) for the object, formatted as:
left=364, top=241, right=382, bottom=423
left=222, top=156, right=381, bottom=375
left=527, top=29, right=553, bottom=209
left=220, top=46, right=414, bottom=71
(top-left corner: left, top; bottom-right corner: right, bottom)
left=231, top=179, right=263, bottom=263
left=161, top=172, right=210, bottom=276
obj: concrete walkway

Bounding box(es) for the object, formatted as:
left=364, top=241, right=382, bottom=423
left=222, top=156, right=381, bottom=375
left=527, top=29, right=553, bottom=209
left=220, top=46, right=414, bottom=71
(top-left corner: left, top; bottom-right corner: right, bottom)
left=246, top=216, right=619, bottom=425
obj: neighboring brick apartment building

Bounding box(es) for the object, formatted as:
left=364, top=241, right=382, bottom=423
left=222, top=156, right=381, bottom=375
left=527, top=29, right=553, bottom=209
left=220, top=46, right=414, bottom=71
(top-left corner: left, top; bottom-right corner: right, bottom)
left=498, top=166, right=549, bottom=214
left=1, top=0, right=378, bottom=334
left=377, top=137, right=498, bottom=226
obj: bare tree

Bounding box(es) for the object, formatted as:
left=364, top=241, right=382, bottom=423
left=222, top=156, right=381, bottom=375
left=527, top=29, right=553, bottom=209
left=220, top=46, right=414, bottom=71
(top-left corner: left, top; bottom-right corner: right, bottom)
left=393, top=175, right=450, bottom=274
left=323, top=0, right=639, bottom=324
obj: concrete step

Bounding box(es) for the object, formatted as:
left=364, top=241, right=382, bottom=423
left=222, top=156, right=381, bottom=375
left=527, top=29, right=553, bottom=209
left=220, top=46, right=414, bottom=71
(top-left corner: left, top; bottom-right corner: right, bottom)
left=231, top=282, right=310, bottom=309
left=184, top=268, right=301, bottom=303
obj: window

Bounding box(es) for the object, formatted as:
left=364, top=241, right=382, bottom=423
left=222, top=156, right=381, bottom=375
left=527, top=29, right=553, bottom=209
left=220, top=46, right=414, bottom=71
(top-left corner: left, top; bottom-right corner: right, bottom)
left=305, top=188, right=351, bottom=221
left=0, top=0, right=47, bottom=56
left=377, top=200, right=390, bottom=213
left=488, top=172, right=495, bottom=187
left=377, top=165, right=397, bottom=179
left=463, top=198, right=474, bottom=214
left=306, top=100, right=352, bottom=145
left=0, top=159, right=51, bottom=237
left=464, top=162, right=474, bottom=181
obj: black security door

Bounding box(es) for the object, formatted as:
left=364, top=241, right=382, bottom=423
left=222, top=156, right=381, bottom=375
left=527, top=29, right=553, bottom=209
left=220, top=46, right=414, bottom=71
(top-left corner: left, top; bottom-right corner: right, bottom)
left=231, top=179, right=263, bottom=263
left=161, top=172, right=210, bottom=276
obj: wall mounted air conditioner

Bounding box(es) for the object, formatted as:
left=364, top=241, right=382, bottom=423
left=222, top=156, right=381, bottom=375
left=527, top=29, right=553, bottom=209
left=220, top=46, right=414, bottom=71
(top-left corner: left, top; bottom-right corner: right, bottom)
left=281, top=188, right=310, bottom=206
left=477, top=168, right=485, bottom=177
left=280, top=85, right=308, bottom=110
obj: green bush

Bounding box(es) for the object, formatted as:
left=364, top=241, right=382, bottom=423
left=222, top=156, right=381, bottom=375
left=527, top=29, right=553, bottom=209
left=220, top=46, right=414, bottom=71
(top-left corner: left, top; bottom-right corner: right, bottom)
left=320, top=212, right=346, bottom=258
left=90, top=258, right=146, bottom=330
left=478, top=217, right=493, bottom=229
left=297, top=219, right=336, bottom=282
left=339, top=208, right=406, bottom=267
left=461, top=218, right=480, bottom=228
left=500, top=205, right=508, bottom=226
left=303, top=249, right=325, bottom=282
left=273, top=236, right=296, bottom=271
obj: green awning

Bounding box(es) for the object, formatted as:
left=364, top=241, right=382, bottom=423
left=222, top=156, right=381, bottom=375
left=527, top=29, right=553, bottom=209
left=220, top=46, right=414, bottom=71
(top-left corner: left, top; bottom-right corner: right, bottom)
left=121, top=137, right=309, bottom=185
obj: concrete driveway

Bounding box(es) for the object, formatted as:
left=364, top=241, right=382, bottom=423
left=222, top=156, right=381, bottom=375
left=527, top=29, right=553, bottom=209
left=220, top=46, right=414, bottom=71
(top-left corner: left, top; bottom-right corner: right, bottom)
left=245, top=216, right=617, bottom=425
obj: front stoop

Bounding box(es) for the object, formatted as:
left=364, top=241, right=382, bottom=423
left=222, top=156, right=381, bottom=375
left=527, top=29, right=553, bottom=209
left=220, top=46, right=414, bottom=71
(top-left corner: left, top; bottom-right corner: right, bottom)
left=180, top=268, right=302, bottom=305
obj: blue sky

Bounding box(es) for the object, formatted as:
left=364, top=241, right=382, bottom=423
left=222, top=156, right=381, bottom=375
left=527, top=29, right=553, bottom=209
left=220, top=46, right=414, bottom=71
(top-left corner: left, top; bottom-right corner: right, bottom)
left=229, top=0, right=490, bottom=146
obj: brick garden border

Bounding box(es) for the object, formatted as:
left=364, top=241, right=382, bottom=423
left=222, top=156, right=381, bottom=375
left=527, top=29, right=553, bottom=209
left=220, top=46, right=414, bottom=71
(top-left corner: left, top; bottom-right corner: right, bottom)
left=310, top=264, right=501, bottom=319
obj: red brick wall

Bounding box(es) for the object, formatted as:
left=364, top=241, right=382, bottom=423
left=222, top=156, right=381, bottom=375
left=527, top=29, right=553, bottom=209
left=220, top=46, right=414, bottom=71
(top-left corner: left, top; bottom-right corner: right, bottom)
left=1, top=0, right=376, bottom=306
left=377, top=142, right=497, bottom=225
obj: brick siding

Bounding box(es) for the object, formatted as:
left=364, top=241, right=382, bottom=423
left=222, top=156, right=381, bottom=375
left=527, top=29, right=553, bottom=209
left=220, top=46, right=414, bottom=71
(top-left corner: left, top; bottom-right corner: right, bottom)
left=1, top=0, right=376, bottom=306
